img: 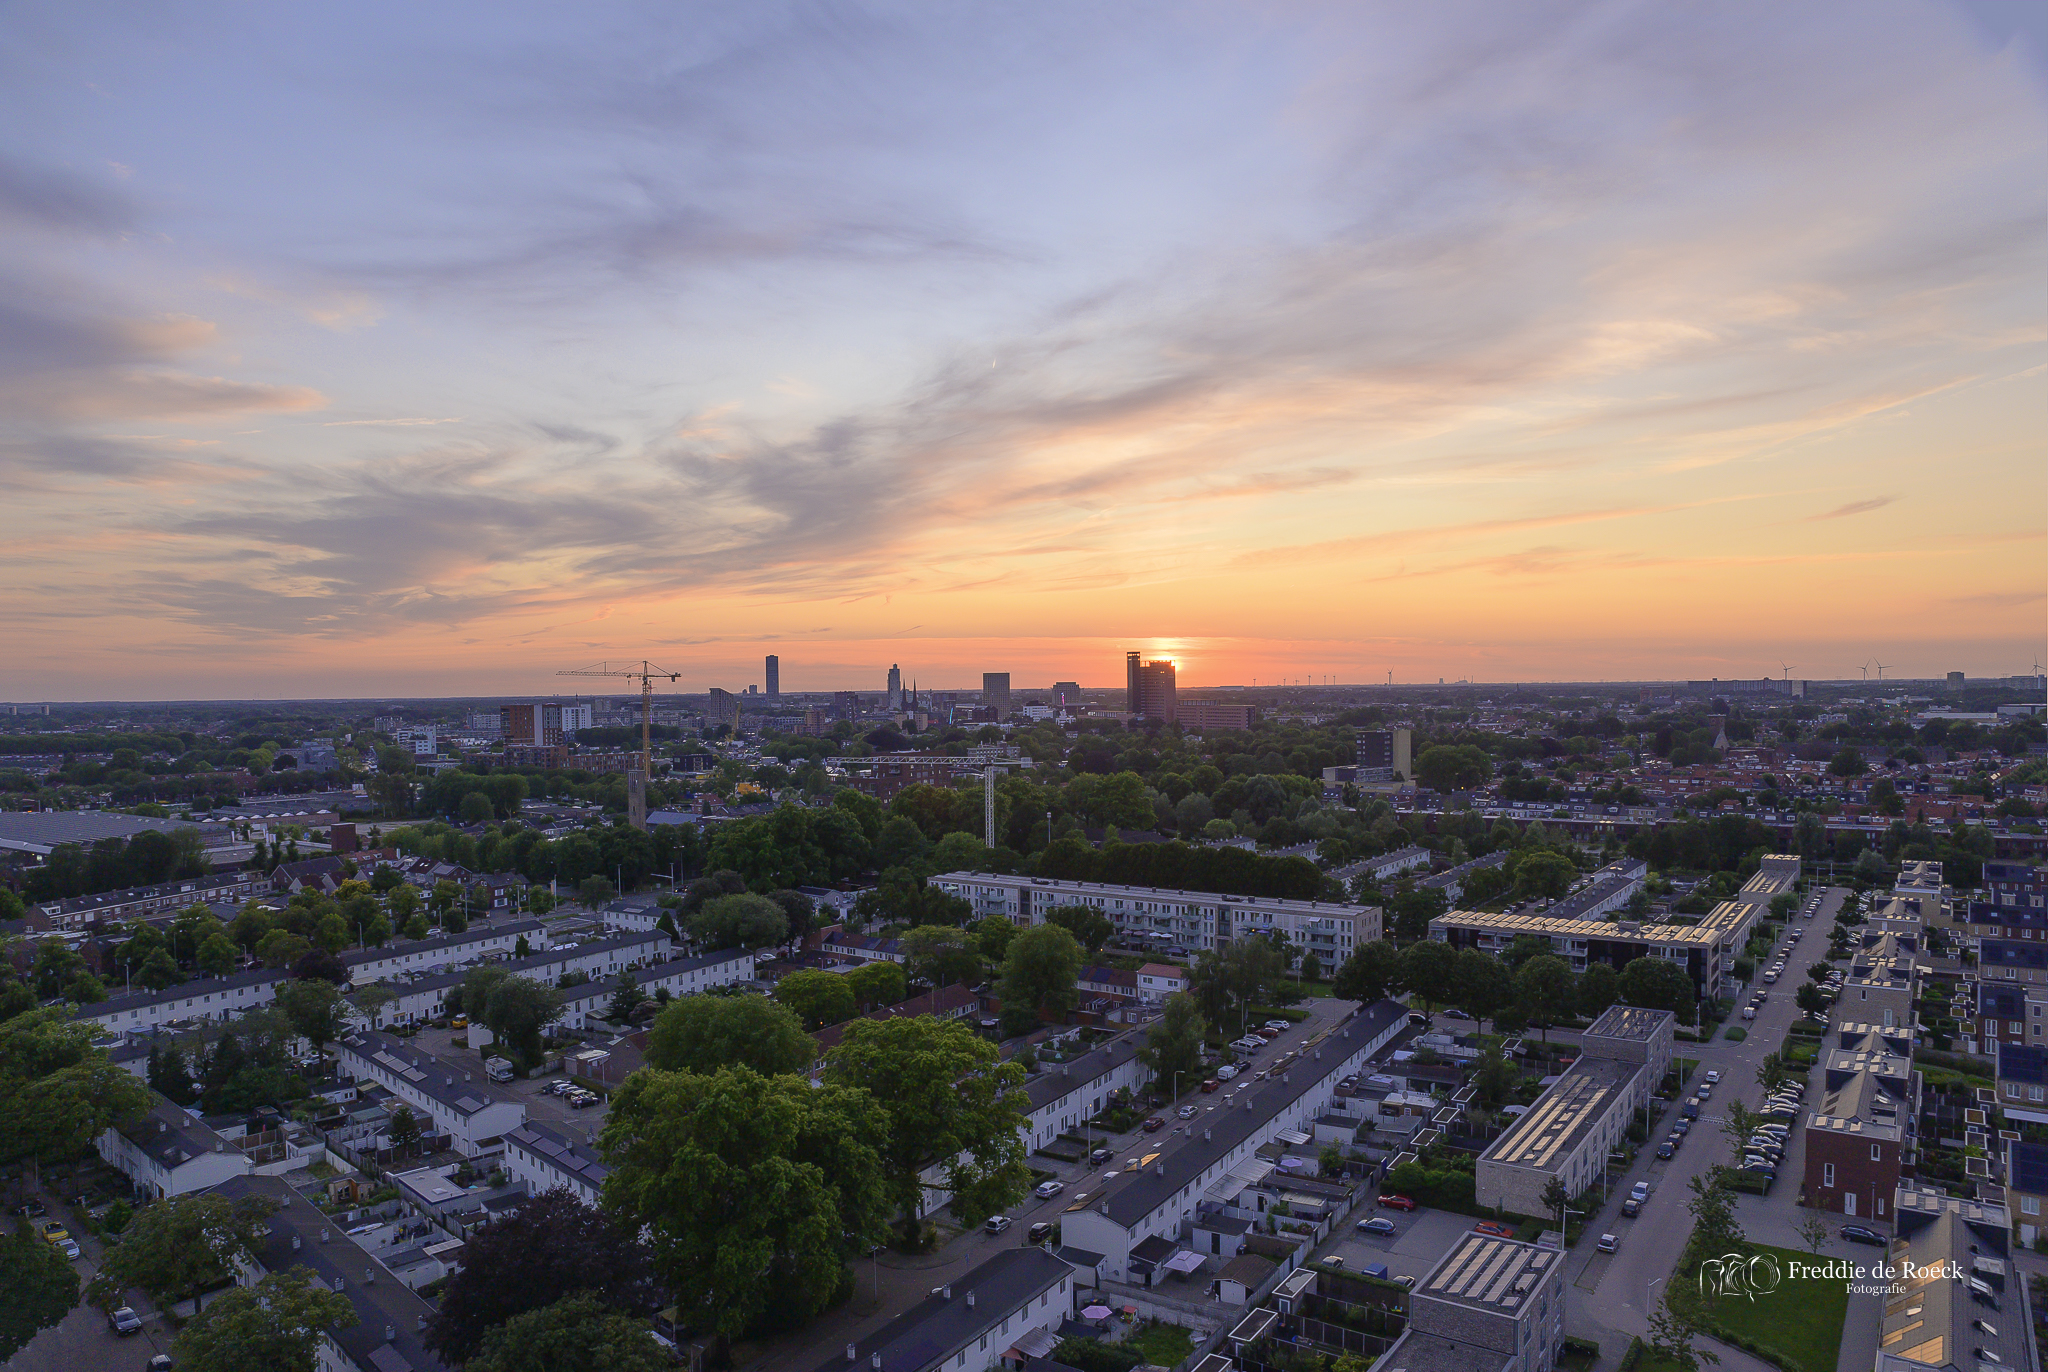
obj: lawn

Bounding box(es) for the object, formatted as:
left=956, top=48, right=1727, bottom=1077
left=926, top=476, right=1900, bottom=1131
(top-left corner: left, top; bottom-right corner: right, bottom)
left=1122, top=1319, right=1195, bottom=1367
left=1681, top=1243, right=1847, bottom=1372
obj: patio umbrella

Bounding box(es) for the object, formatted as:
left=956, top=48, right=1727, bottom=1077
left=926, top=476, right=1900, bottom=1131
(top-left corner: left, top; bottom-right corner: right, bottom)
left=1082, top=1304, right=1112, bottom=1320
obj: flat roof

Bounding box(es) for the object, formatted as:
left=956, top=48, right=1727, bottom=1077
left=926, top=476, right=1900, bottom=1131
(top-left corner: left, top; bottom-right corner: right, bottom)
left=1373, top=1330, right=1522, bottom=1372
left=1581, top=1005, right=1672, bottom=1043
left=1481, top=1056, right=1643, bottom=1172
left=1418, top=1232, right=1560, bottom=1315
left=1435, top=908, right=1733, bottom=947
left=931, top=871, right=1377, bottom=917
left=0, top=810, right=217, bottom=855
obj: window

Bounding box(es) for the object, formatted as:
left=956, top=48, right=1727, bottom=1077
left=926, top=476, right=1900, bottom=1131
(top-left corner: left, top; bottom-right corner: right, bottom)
left=1823, top=1164, right=1835, bottom=1188
left=1871, top=1145, right=1882, bottom=1161
left=2024, top=1197, right=2041, bottom=1216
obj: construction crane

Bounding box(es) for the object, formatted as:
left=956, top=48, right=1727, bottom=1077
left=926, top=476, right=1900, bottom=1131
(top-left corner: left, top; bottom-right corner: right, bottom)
left=557, top=660, right=680, bottom=782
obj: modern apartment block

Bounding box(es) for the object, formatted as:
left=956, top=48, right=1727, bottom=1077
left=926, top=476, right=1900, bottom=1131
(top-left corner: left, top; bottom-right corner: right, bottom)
left=1475, top=1006, right=1673, bottom=1215
left=1378, top=1231, right=1568, bottom=1372
left=1174, top=700, right=1257, bottom=731
left=1355, top=728, right=1413, bottom=782
left=981, top=672, right=1011, bottom=718
left=1431, top=894, right=1761, bottom=1003
left=931, top=872, right=1380, bottom=961
left=500, top=702, right=563, bottom=747
left=765, top=653, right=780, bottom=698
left=1880, top=1187, right=2034, bottom=1372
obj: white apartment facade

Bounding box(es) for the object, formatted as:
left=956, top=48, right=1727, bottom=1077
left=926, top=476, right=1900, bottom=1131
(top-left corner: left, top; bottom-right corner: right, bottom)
left=931, top=872, right=1379, bottom=963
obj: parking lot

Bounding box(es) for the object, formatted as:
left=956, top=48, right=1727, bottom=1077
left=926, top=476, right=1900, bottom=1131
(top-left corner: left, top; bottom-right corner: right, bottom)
left=1324, top=1204, right=1482, bottom=1282
left=399, top=1024, right=611, bottom=1136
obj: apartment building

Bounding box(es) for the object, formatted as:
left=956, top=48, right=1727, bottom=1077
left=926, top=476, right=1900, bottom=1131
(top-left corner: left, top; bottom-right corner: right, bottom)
left=1174, top=700, right=1257, bottom=731
left=1376, top=1232, right=1568, bottom=1372
left=1475, top=1006, right=1674, bottom=1215
left=1430, top=896, right=1759, bottom=1003
left=1057, top=1000, right=1406, bottom=1283
left=34, top=870, right=267, bottom=933
left=548, top=948, right=754, bottom=1029
left=1995, top=1041, right=2048, bottom=1125
left=1018, top=1031, right=1149, bottom=1152
left=1542, top=858, right=1649, bottom=923
left=1880, top=1187, right=2033, bottom=1372
left=931, top=872, right=1380, bottom=962
left=1801, top=1069, right=1908, bottom=1221
left=807, top=1248, right=1075, bottom=1372
left=334, top=1030, right=526, bottom=1158
left=97, top=1092, right=252, bottom=1200
left=79, top=965, right=291, bottom=1034
left=504, top=1120, right=609, bottom=1208
left=2005, top=1139, right=2048, bottom=1245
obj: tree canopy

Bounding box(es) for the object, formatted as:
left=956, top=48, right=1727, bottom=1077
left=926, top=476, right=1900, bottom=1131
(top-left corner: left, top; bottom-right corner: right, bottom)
left=645, top=995, right=815, bottom=1078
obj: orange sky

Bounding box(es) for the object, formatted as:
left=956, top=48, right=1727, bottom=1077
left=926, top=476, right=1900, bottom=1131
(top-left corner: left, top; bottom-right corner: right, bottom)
left=1, top=2, right=2042, bottom=700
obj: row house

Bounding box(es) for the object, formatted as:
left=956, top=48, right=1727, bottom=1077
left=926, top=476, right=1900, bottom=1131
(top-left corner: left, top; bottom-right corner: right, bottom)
left=35, top=870, right=267, bottom=933
left=549, top=948, right=754, bottom=1029
left=334, top=1029, right=526, bottom=1158
left=97, top=1092, right=252, bottom=1200
left=504, top=1120, right=609, bottom=1209
left=351, top=929, right=672, bottom=1030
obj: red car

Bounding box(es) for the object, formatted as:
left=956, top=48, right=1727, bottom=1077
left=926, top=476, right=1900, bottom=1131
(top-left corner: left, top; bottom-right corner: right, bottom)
left=1141, top=1117, right=1166, bottom=1132
left=1473, top=1221, right=1516, bottom=1238
left=1377, top=1194, right=1418, bottom=1211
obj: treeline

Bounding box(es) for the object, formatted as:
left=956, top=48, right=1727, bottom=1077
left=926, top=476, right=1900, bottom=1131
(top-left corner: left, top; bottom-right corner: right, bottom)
left=21, top=829, right=210, bottom=901
left=1037, top=835, right=1322, bottom=899
left=0, top=730, right=192, bottom=756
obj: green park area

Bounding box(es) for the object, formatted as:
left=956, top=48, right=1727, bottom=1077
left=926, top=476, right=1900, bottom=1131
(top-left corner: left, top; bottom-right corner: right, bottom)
left=1673, top=1243, right=1849, bottom=1372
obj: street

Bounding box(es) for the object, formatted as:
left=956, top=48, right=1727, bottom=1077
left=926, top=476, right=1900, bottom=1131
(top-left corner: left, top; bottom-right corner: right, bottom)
left=10, top=1195, right=175, bottom=1372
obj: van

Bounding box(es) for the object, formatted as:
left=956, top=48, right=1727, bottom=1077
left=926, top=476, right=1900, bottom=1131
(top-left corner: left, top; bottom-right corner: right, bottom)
left=484, top=1056, right=515, bottom=1082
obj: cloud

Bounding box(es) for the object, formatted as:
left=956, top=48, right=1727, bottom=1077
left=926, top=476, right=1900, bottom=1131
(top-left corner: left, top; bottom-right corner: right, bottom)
left=0, top=370, right=327, bottom=423
left=0, top=155, right=138, bottom=234
left=1808, top=495, right=1900, bottom=521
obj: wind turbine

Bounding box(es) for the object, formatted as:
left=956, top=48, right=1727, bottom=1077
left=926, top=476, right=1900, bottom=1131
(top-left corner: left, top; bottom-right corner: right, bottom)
left=1780, top=663, right=1795, bottom=680
left=1859, top=661, right=1871, bottom=682
left=1875, top=661, right=1892, bottom=682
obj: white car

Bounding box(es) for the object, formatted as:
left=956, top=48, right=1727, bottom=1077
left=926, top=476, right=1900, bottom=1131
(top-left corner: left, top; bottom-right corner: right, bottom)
left=1265, top=1020, right=1292, bottom=1031
left=1215, top=1064, right=1239, bottom=1080
left=1704, top=1070, right=1720, bottom=1084
left=1034, top=1180, right=1064, bottom=1199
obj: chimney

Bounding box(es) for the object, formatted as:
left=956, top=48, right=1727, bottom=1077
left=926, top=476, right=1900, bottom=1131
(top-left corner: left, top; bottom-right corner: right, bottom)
left=332, top=1276, right=344, bottom=1292
left=292, top=1235, right=301, bottom=1250
left=384, top=1325, right=396, bottom=1342
left=1203, top=1128, right=1211, bottom=1142
left=941, top=1285, right=952, bottom=1300
left=871, top=1356, right=883, bottom=1371
left=365, top=1266, right=375, bottom=1284
left=966, top=1290, right=976, bottom=1308
left=846, top=1345, right=857, bottom=1363
left=418, top=1316, right=429, bottom=1332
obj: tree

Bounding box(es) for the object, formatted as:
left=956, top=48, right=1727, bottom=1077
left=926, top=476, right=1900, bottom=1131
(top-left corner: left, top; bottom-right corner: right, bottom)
left=466, top=1294, right=669, bottom=1372
left=31, top=940, right=86, bottom=999
left=1387, top=886, right=1449, bottom=943
left=997, top=923, right=1084, bottom=1024
left=1045, top=904, right=1114, bottom=953
left=426, top=1188, right=660, bottom=1364
left=460, top=791, right=497, bottom=825
left=1646, top=1306, right=1717, bottom=1372
left=0, top=1229, right=79, bottom=1362
left=600, top=1067, right=890, bottom=1342
left=195, top=931, right=240, bottom=977
left=255, top=929, right=311, bottom=969
left=845, top=959, right=907, bottom=1010
left=1512, top=850, right=1579, bottom=901
left=137, top=948, right=181, bottom=992
left=646, top=995, right=814, bottom=1078
left=148, top=1045, right=198, bottom=1107
left=350, top=982, right=397, bottom=1031
left=1138, top=993, right=1208, bottom=1095
left=1795, top=981, right=1829, bottom=1017
left=1450, top=948, right=1513, bottom=1030
left=824, top=1016, right=1029, bottom=1232
left=773, top=969, right=857, bottom=1029
left=1577, top=962, right=1621, bottom=1018
left=578, top=875, right=617, bottom=907
left=62, top=971, right=106, bottom=1005
left=290, top=946, right=349, bottom=985
left=1722, top=1104, right=1763, bottom=1167
left=689, top=893, right=790, bottom=950
left=1826, top=747, right=1867, bottom=777
left=90, top=1192, right=279, bottom=1315
left=169, top=1265, right=358, bottom=1372
left=1397, top=939, right=1459, bottom=1014
left=389, top=1103, right=424, bottom=1157
left=228, top=904, right=273, bottom=953
left=1413, top=744, right=1490, bottom=792
left=1503, top=933, right=1555, bottom=971
left=1513, top=955, right=1577, bottom=1042
left=1472, top=1047, right=1516, bottom=1108
left=483, top=976, right=564, bottom=1068
left=274, top=978, right=347, bottom=1055
left=1685, top=1167, right=1747, bottom=1259
left=388, top=882, right=421, bottom=924
left=1754, top=1052, right=1789, bottom=1095
left=1619, top=956, right=1696, bottom=1024
left=1796, top=1212, right=1831, bottom=1256
left=606, top=970, right=646, bottom=1023
left=900, top=925, right=983, bottom=989
left=1333, top=939, right=1403, bottom=1003
left=460, top=963, right=512, bottom=1019
left=0, top=1008, right=151, bottom=1179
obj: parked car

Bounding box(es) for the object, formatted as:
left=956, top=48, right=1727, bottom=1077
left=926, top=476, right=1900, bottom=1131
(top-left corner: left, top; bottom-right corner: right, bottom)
left=56, top=1236, right=80, bottom=1260
left=1407, top=1012, right=1430, bottom=1026
left=569, top=1092, right=600, bottom=1109
left=37, top=1220, right=68, bottom=1244
left=1027, top=1221, right=1054, bottom=1244
left=1472, top=1221, right=1516, bottom=1238
left=1629, top=1181, right=1650, bottom=1201
left=984, top=1215, right=1012, bottom=1235
left=1201, top=1079, right=1220, bottom=1093
left=1377, top=1194, right=1418, bottom=1211
left=1216, top=1064, right=1239, bottom=1080
left=1672, top=1119, right=1692, bottom=1135
left=1597, top=1233, right=1619, bottom=1253
left=1621, top=1197, right=1641, bottom=1217
left=1656, top=1141, right=1675, bottom=1159
left=1394, top=1274, right=1416, bottom=1288
left=1842, top=1225, right=1886, bottom=1246
left=1265, top=1020, right=1292, bottom=1031
left=1090, top=1148, right=1113, bottom=1165
left=108, top=1307, right=144, bottom=1336
left=1358, top=1216, right=1397, bottom=1235
left=1034, top=1180, right=1064, bottom=1198
left=1176, top=1105, right=1198, bottom=1120
left=1141, top=1117, right=1166, bottom=1133
left=1680, top=1103, right=1699, bottom=1120
left=147, top=1357, right=174, bottom=1372
left=1741, top=1006, right=1757, bottom=1020
left=1704, top=1070, right=1720, bottom=1084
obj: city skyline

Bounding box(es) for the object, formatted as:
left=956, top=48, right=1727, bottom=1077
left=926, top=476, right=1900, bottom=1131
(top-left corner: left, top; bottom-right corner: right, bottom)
left=3, top=2, right=2044, bottom=702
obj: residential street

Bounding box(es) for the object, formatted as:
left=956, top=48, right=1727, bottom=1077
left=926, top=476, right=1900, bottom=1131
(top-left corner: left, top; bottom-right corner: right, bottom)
left=1568, top=886, right=1857, bottom=1368
left=10, top=1188, right=174, bottom=1372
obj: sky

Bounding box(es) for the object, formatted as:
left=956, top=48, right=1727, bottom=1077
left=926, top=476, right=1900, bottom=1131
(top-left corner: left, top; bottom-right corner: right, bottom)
left=1, top=0, right=2043, bottom=702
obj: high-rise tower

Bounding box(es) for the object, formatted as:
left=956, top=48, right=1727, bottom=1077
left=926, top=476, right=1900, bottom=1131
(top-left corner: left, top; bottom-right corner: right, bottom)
left=765, top=654, right=780, bottom=698
left=887, top=663, right=903, bottom=709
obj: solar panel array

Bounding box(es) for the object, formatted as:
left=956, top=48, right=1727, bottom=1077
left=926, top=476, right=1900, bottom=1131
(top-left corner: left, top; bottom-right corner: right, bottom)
left=1426, top=1235, right=1554, bottom=1311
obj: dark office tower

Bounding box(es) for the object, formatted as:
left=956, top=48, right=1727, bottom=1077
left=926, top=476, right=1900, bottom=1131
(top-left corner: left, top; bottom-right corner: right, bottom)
left=1133, top=658, right=1177, bottom=724
left=887, top=663, right=903, bottom=709
left=982, top=672, right=1011, bottom=718
left=1052, top=681, right=1082, bottom=706
left=1355, top=728, right=1413, bottom=782
left=1127, top=651, right=1142, bottom=712
left=765, top=654, right=780, bottom=698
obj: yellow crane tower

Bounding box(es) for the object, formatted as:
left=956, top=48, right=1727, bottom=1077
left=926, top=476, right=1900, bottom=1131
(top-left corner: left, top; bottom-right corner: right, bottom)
left=557, top=660, right=680, bottom=827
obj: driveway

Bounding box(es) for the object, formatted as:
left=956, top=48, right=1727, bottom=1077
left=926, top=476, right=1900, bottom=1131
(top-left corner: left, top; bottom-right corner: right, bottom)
left=9, top=1195, right=173, bottom=1372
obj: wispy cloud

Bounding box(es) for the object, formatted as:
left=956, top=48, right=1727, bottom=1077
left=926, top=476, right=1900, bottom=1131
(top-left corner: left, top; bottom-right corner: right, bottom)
left=1809, top=495, right=1900, bottom=521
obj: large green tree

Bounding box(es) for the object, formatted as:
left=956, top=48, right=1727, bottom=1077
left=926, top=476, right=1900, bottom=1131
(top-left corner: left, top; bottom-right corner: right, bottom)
left=90, top=1192, right=279, bottom=1315
left=996, top=924, right=1084, bottom=1023
left=1397, top=939, right=1459, bottom=1014
left=1045, top=904, right=1114, bottom=953
left=688, top=893, right=790, bottom=950
left=646, top=995, right=815, bottom=1077
left=483, top=975, right=565, bottom=1068
left=168, top=1265, right=358, bottom=1372
left=899, top=925, right=983, bottom=989
left=1512, top=955, right=1577, bottom=1042
left=0, top=1229, right=79, bottom=1362
left=844, top=959, right=907, bottom=1010
left=273, top=977, right=348, bottom=1055
left=600, top=1067, right=891, bottom=1342
left=1450, top=947, right=1514, bottom=1030
left=1138, top=993, right=1208, bottom=1096
left=1332, top=939, right=1403, bottom=1004
left=1386, top=886, right=1449, bottom=943
left=0, top=1007, right=151, bottom=1180
left=773, top=969, right=857, bottom=1030
left=1619, top=956, right=1697, bottom=1024
left=466, top=1294, right=669, bottom=1372
left=824, top=1016, right=1029, bottom=1232
left=1413, top=744, right=1490, bottom=792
